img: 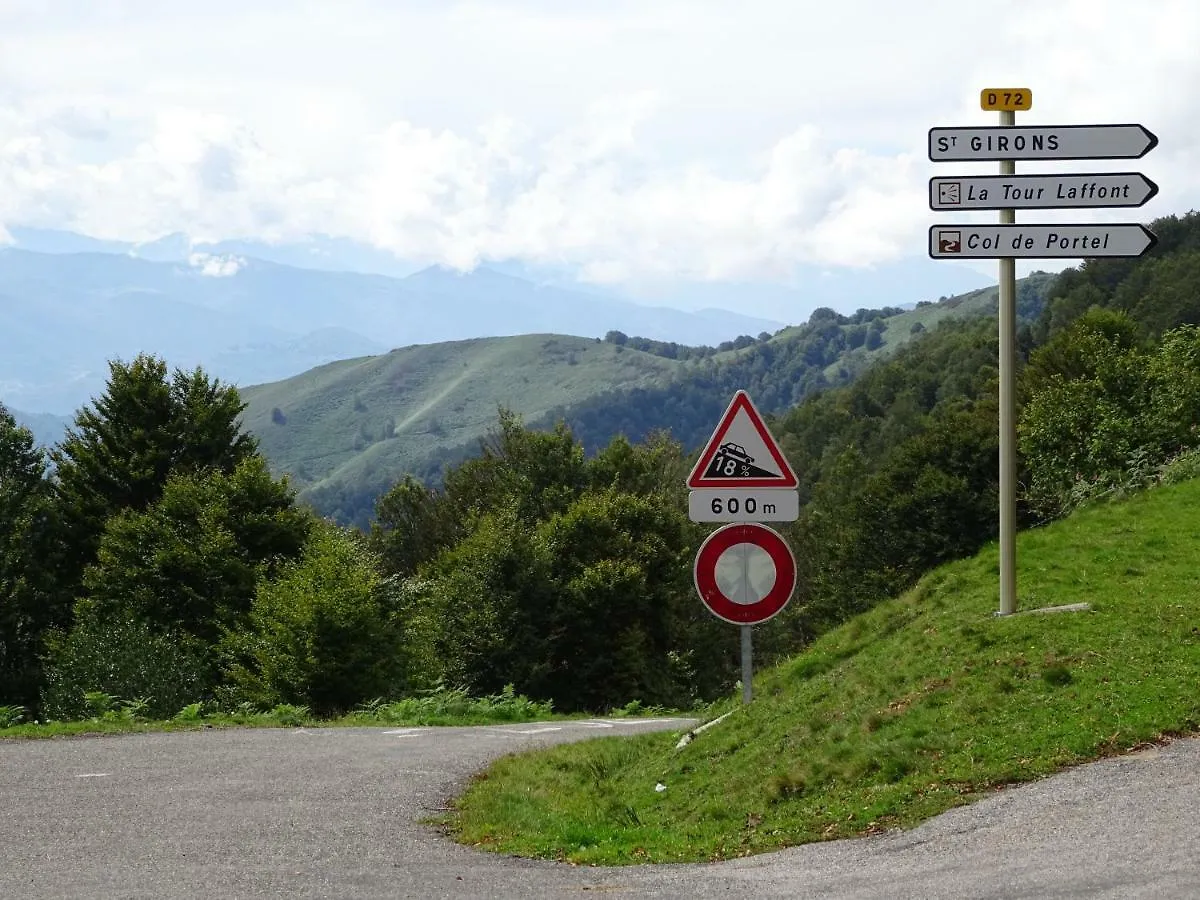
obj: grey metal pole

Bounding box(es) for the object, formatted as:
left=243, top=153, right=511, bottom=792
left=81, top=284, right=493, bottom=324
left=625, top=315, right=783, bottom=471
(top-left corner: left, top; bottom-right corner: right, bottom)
left=998, top=107, right=1018, bottom=616
left=740, top=625, right=753, bottom=703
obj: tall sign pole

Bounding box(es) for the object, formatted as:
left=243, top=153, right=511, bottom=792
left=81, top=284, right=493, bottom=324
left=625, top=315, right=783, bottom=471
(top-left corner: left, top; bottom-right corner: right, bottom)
left=987, top=90, right=1022, bottom=617
left=928, top=90, right=1158, bottom=618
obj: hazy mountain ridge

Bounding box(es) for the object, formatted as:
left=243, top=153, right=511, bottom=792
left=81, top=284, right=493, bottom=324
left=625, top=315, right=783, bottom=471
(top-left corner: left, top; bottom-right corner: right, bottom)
left=7, top=407, right=72, bottom=447
left=0, top=245, right=783, bottom=414
left=3, top=226, right=992, bottom=318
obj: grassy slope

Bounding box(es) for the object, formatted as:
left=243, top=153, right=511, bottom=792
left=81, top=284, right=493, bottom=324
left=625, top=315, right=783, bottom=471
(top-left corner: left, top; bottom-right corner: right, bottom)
left=447, top=473, right=1200, bottom=864
left=240, top=334, right=686, bottom=491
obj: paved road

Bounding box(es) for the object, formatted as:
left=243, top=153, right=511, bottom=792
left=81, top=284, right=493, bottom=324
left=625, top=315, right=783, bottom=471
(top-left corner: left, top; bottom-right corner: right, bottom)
left=2, top=720, right=1197, bottom=899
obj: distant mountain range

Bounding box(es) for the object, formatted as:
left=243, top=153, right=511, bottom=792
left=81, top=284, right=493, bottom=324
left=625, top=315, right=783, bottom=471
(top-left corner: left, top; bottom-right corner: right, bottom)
left=3, top=226, right=992, bottom=321
left=0, top=226, right=991, bottom=414
left=8, top=407, right=72, bottom=448
left=0, top=245, right=783, bottom=414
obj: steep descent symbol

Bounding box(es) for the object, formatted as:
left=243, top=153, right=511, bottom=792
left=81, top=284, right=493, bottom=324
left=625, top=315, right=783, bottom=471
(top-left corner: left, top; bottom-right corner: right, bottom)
left=703, top=442, right=778, bottom=481
left=688, top=391, right=798, bottom=489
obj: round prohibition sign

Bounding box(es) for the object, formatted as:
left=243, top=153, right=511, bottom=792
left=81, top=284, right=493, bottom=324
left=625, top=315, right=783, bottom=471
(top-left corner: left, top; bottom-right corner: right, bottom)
left=693, top=522, right=796, bottom=625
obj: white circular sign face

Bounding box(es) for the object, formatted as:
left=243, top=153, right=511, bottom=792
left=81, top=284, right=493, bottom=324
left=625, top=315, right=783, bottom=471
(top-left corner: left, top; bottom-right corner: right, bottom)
left=714, top=541, right=777, bottom=605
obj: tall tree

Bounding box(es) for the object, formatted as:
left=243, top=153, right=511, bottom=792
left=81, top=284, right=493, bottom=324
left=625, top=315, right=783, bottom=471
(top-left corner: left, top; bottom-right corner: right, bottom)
left=78, top=456, right=312, bottom=644
left=0, top=405, right=62, bottom=708
left=51, top=355, right=258, bottom=598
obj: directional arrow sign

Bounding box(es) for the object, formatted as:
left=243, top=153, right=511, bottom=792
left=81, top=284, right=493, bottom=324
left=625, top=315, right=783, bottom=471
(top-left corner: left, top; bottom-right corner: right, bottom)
left=929, top=224, right=1157, bottom=259
left=930, top=173, right=1158, bottom=210
left=929, top=124, right=1157, bottom=161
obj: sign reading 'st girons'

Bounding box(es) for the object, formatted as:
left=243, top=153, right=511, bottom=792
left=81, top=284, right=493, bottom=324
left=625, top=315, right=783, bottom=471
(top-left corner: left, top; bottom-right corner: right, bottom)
left=928, top=123, right=1158, bottom=161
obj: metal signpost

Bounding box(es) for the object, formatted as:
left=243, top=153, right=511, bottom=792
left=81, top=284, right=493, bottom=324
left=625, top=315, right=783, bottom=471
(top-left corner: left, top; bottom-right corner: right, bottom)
left=928, top=89, right=1159, bottom=616
left=687, top=391, right=799, bottom=702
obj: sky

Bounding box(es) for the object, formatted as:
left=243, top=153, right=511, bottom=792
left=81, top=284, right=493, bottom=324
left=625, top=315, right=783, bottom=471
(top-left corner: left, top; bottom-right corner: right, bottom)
left=1, top=0, right=1198, bottom=290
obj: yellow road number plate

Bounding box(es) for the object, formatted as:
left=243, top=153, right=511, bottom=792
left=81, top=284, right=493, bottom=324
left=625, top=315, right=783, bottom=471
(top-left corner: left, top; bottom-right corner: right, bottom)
left=980, top=88, right=1032, bottom=112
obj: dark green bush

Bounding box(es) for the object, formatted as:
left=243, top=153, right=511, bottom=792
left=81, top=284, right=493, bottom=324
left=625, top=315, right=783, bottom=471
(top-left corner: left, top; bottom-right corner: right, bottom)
left=218, top=522, right=405, bottom=716
left=40, top=613, right=213, bottom=720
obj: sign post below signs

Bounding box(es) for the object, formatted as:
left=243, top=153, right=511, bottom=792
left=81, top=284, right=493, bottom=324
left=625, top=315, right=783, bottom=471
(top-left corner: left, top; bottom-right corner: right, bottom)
left=688, top=390, right=799, bottom=702
left=996, top=96, right=1019, bottom=619
left=928, top=90, right=1159, bottom=616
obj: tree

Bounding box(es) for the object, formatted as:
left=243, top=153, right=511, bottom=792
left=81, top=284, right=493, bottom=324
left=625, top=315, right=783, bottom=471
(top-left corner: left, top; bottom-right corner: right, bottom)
left=865, top=323, right=885, bottom=350
left=220, top=522, right=404, bottom=715
left=40, top=613, right=212, bottom=721
left=78, top=456, right=312, bottom=644
left=40, top=456, right=311, bottom=717
left=442, top=409, right=587, bottom=525
left=0, top=405, right=64, bottom=708
left=51, top=355, right=258, bottom=599
left=1020, top=322, right=1200, bottom=519
left=370, top=475, right=461, bottom=578
left=1020, top=308, right=1147, bottom=399
left=528, top=489, right=714, bottom=711
left=1019, top=317, right=1154, bottom=518
left=407, top=508, right=553, bottom=696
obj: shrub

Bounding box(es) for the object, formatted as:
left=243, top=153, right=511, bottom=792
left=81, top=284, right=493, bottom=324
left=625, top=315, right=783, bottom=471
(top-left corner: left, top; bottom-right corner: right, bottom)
left=40, top=614, right=213, bottom=720
left=218, top=522, right=405, bottom=716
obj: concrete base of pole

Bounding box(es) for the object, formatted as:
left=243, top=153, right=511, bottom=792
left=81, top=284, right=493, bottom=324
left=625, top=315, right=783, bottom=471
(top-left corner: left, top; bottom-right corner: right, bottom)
left=996, top=602, right=1092, bottom=617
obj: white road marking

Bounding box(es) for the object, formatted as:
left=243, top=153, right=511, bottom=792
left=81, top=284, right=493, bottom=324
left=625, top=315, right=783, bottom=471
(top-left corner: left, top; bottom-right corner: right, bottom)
left=75, top=773, right=109, bottom=778
left=497, top=727, right=563, bottom=735
left=382, top=728, right=429, bottom=737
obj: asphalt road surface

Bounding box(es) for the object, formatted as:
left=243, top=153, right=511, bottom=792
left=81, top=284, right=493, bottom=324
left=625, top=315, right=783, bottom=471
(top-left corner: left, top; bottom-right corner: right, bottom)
left=2, top=719, right=1197, bottom=899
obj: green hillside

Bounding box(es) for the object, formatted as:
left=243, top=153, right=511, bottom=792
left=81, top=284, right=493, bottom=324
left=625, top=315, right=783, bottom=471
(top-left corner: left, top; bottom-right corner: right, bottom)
left=240, top=333, right=685, bottom=499
left=448, top=463, right=1200, bottom=864
left=827, top=272, right=1051, bottom=376
left=241, top=274, right=1056, bottom=526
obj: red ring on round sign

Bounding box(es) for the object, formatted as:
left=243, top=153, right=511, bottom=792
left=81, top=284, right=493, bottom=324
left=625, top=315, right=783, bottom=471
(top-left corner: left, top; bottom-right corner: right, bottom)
left=693, top=522, right=796, bottom=625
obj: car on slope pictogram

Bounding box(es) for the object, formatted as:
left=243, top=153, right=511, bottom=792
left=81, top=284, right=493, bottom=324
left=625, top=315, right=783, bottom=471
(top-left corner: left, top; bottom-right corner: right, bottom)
left=718, top=442, right=754, bottom=464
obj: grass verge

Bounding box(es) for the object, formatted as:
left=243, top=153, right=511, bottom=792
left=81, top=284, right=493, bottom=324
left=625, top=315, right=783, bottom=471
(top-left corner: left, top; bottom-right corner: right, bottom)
left=0, top=685, right=668, bottom=741
left=446, top=474, right=1200, bottom=864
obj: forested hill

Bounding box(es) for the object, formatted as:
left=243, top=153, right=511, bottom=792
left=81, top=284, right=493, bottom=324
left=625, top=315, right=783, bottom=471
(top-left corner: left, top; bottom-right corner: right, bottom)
left=535, top=273, right=1052, bottom=470
left=272, top=274, right=1055, bottom=526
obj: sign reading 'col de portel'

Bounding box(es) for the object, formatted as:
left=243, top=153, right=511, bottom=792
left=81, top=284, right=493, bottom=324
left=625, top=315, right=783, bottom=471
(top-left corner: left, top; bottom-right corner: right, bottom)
left=929, top=223, right=1157, bottom=259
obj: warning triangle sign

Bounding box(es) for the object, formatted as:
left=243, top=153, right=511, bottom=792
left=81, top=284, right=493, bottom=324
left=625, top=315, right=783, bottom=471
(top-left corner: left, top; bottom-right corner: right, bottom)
left=687, top=391, right=798, bottom=489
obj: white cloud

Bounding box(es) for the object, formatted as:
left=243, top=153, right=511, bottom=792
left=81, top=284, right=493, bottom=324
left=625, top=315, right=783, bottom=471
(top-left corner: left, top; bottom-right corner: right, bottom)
left=0, top=0, right=1198, bottom=286
left=187, top=252, right=244, bottom=277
